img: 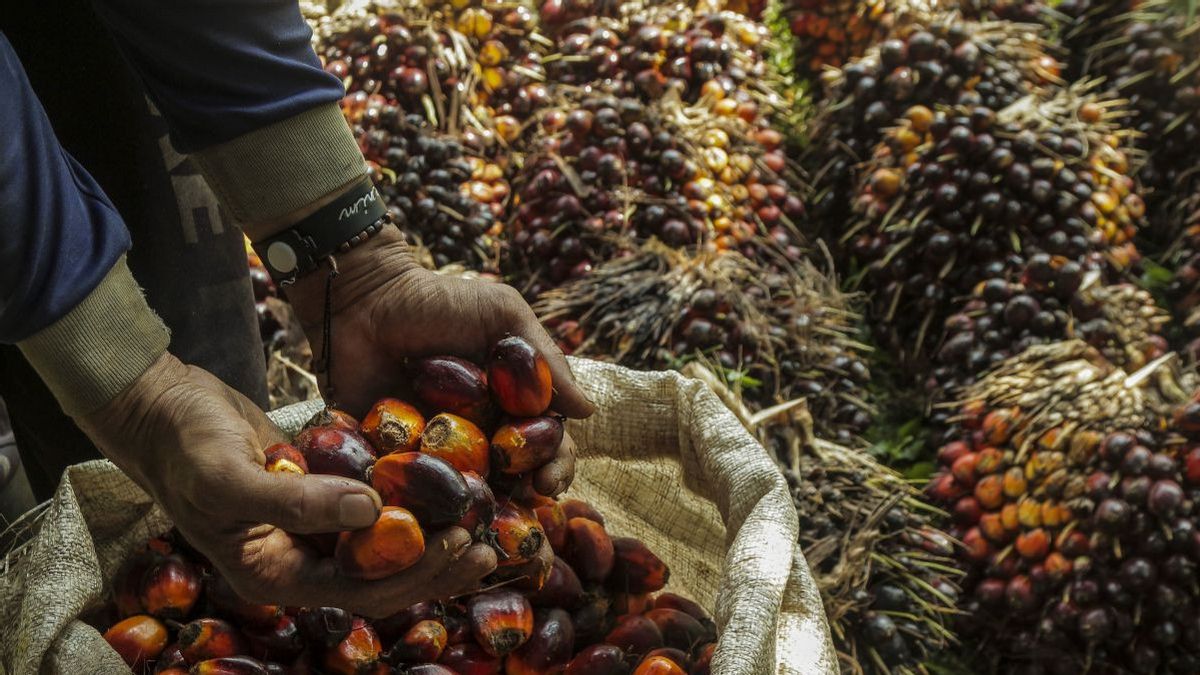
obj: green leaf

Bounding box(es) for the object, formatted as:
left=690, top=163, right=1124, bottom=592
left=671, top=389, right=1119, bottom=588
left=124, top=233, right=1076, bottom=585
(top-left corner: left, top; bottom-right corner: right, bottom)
left=904, top=461, right=938, bottom=480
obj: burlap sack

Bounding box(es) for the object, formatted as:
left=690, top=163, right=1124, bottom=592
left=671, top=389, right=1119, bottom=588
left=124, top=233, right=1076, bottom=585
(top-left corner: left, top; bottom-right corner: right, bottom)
left=0, top=358, right=835, bottom=674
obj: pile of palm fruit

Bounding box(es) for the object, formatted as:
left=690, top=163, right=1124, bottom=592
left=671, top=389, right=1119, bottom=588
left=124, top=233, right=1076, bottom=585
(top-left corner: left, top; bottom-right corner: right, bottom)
left=228, top=0, right=1200, bottom=672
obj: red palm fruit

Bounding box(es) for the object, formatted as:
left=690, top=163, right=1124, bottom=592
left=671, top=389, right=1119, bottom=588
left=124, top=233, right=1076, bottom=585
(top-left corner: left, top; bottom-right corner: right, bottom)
left=371, top=452, right=472, bottom=528
left=608, top=538, right=669, bottom=593
left=412, top=356, right=491, bottom=425
left=264, top=443, right=308, bottom=475
left=373, top=602, right=443, bottom=646
left=362, top=398, right=426, bottom=455
left=442, top=606, right=473, bottom=645
left=953, top=496, right=982, bottom=524
left=644, top=609, right=709, bottom=652
left=572, top=590, right=614, bottom=646
left=644, top=649, right=690, bottom=670
left=421, top=413, right=490, bottom=476
left=114, top=550, right=157, bottom=617
left=531, top=499, right=568, bottom=553
left=206, top=572, right=283, bottom=628
left=505, top=608, right=576, bottom=675
left=950, top=452, right=979, bottom=486
left=962, top=527, right=990, bottom=562
left=612, top=592, right=653, bottom=616
left=158, top=643, right=187, bottom=671
left=565, top=644, right=629, bottom=674
left=179, top=618, right=248, bottom=663
left=974, top=474, right=1004, bottom=510
left=561, top=499, right=605, bottom=525
left=488, top=337, right=553, bottom=417
left=295, top=607, right=353, bottom=648
left=324, top=618, right=384, bottom=675
left=140, top=554, right=202, bottom=620
left=1184, top=447, right=1200, bottom=485
left=336, top=506, right=426, bottom=579
left=469, top=590, right=535, bottom=657
left=690, top=643, right=715, bottom=675
left=458, top=471, right=498, bottom=540
left=566, top=517, right=615, bottom=582
left=633, top=656, right=686, bottom=675
left=528, top=557, right=586, bottom=609
left=937, top=440, right=969, bottom=466
left=244, top=615, right=305, bottom=663
left=925, top=474, right=964, bottom=502
left=294, top=426, right=376, bottom=483
left=103, top=614, right=168, bottom=671
left=393, top=619, right=449, bottom=663
left=439, top=642, right=502, bottom=674
left=304, top=407, right=360, bottom=434
left=653, top=594, right=711, bottom=625
left=189, top=656, right=271, bottom=675
left=491, top=501, right=546, bottom=566
left=492, top=417, right=564, bottom=474
left=605, top=614, right=664, bottom=656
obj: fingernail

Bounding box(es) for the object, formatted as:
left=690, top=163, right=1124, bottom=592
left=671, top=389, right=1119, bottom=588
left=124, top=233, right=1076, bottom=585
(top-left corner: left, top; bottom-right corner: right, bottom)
left=339, top=493, right=379, bottom=529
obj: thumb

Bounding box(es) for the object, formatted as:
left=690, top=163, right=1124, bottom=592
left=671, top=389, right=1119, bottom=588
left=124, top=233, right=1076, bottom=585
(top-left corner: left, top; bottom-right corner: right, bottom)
left=238, top=467, right=382, bottom=534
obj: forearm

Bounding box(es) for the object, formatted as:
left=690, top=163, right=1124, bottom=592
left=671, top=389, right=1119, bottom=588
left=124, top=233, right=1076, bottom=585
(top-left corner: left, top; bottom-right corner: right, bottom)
left=0, top=34, right=168, bottom=416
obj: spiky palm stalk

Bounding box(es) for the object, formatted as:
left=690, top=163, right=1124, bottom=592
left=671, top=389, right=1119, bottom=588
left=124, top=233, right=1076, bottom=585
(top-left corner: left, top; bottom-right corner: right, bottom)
left=803, top=14, right=1060, bottom=248
left=683, top=363, right=960, bottom=675
left=537, top=242, right=870, bottom=441
left=925, top=340, right=1200, bottom=673
left=846, top=87, right=1147, bottom=409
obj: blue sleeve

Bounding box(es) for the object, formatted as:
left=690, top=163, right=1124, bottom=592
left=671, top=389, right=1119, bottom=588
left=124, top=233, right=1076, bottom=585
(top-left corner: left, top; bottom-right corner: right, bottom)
left=91, top=0, right=346, bottom=153
left=0, top=34, right=131, bottom=343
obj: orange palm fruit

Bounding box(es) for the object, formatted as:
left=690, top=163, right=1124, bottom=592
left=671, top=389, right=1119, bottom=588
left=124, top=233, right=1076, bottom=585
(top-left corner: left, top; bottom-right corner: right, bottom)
left=560, top=499, right=605, bottom=525
left=605, top=614, right=664, bottom=656
left=468, top=590, right=535, bottom=657
left=644, top=649, right=690, bottom=671
left=439, top=642, right=503, bottom=674
left=178, top=618, right=248, bottom=663
left=691, top=643, right=715, bottom=675
left=206, top=571, right=283, bottom=628
left=633, top=656, right=686, bottom=675
left=504, top=608, right=575, bottom=675
left=411, top=356, right=492, bottom=426
left=488, top=336, right=553, bottom=417
left=264, top=443, right=308, bottom=474
left=974, top=474, right=1005, bottom=510
left=371, top=452, right=472, bottom=528
left=528, top=557, right=586, bottom=609
left=190, top=656, right=271, bottom=674
left=102, top=614, right=168, bottom=671
left=392, top=619, right=449, bottom=663
left=490, top=501, right=546, bottom=566
left=373, top=601, right=442, bottom=646
left=362, top=398, right=426, bottom=455
left=458, top=471, right=498, bottom=540
left=113, top=549, right=157, bottom=617
left=608, top=538, right=669, bottom=594
left=159, top=669, right=189, bottom=675
left=303, top=407, right=360, bottom=434
left=491, top=417, right=564, bottom=475
left=644, top=608, right=711, bottom=652
left=335, top=506, right=426, bottom=580
left=565, top=644, right=628, bottom=674
left=530, top=498, right=568, bottom=553
left=421, top=413, right=490, bottom=476
left=324, top=618, right=384, bottom=675
left=140, top=554, right=202, bottom=620
left=565, top=517, right=615, bottom=582
left=1016, top=528, right=1050, bottom=560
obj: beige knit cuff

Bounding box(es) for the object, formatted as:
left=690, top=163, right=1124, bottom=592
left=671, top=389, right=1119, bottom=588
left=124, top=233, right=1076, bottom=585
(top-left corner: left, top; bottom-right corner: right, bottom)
left=18, top=256, right=170, bottom=417
left=193, top=103, right=367, bottom=232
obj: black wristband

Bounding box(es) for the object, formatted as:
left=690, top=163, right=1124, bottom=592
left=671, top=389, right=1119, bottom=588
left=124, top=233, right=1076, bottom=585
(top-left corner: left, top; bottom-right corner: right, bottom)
left=252, top=176, right=388, bottom=285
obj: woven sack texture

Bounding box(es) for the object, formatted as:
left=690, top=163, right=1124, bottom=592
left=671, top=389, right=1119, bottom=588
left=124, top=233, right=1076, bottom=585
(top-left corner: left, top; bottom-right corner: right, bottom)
left=0, top=358, right=834, bottom=674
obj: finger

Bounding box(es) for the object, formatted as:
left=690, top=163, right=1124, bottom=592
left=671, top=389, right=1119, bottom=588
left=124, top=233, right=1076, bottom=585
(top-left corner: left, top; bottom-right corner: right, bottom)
left=431, top=544, right=499, bottom=599
left=532, top=430, right=577, bottom=497
left=507, top=297, right=595, bottom=419
left=238, top=466, right=382, bottom=534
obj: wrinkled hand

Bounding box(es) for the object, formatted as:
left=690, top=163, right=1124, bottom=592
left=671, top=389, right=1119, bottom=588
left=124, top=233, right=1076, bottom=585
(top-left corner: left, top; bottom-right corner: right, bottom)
left=288, top=228, right=593, bottom=497
left=79, top=353, right=496, bottom=617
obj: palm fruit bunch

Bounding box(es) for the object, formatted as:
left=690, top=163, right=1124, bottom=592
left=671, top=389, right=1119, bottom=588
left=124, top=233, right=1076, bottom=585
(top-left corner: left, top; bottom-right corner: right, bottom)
left=955, top=0, right=1048, bottom=23
left=777, top=0, right=899, bottom=82
left=847, top=88, right=1146, bottom=397
left=348, top=97, right=503, bottom=270
left=804, top=14, right=1060, bottom=243
left=543, top=3, right=779, bottom=112
left=685, top=363, right=959, bottom=675
left=923, top=340, right=1200, bottom=673
left=537, top=243, right=871, bottom=444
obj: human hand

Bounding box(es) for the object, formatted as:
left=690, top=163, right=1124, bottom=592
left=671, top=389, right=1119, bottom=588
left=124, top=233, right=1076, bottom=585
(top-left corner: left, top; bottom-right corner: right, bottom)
left=78, top=353, right=496, bottom=617
left=287, top=228, right=593, bottom=497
